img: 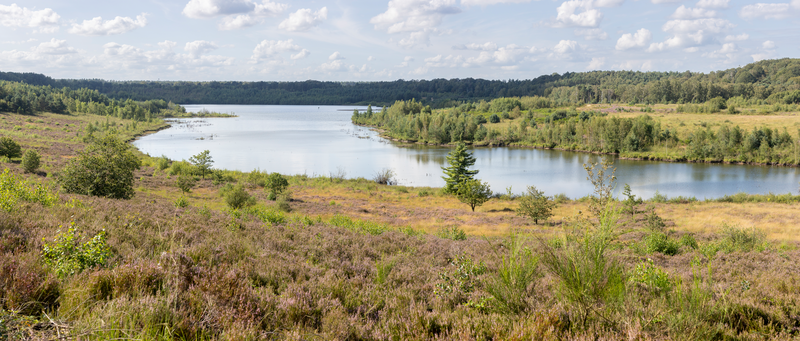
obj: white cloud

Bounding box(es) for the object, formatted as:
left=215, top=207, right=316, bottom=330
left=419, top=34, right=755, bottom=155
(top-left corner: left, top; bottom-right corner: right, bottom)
left=575, top=28, right=608, bottom=40
left=615, top=28, right=651, bottom=50
left=453, top=42, right=498, bottom=50
left=371, top=0, right=460, bottom=47
left=651, top=0, right=682, bottom=4
left=184, top=40, right=219, bottom=58
left=762, top=40, right=776, bottom=49
left=587, top=57, right=605, bottom=69
left=702, top=42, right=738, bottom=61
left=740, top=3, right=792, bottom=19
left=290, top=49, right=310, bottom=59
left=460, top=0, right=531, bottom=5
left=371, top=0, right=461, bottom=34
left=182, top=0, right=287, bottom=30
left=554, top=0, right=603, bottom=27
left=696, top=0, right=729, bottom=8
left=320, top=59, right=346, bottom=72
left=279, top=7, right=327, bottom=32
left=0, top=4, right=60, bottom=32
left=250, top=39, right=304, bottom=63
left=553, top=40, right=578, bottom=54
left=397, top=56, right=415, bottom=67
left=671, top=5, right=716, bottom=19
left=724, top=33, right=748, bottom=41
left=33, top=39, right=78, bottom=55
left=647, top=18, right=734, bottom=52
left=329, top=51, right=344, bottom=60
left=794, top=0, right=800, bottom=9
left=424, top=54, right=463, bottom=67
left=367, top=56, right=374, bottom=61
left=69, top=14, right=147, bottom=35
left=548, top=40, right=585, bottom=61
left=460, top=44, right=530, bottom=67
left=612, top=60, right=653, bottom=70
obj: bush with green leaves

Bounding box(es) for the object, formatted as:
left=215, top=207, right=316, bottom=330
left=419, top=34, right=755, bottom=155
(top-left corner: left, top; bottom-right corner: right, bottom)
left=456, top=178, right=492, bottom=212
left=435, top=254, right=487, bottom=303
left=174, top=195, right=189, bottom=208
left=0, top=168, right=57, bottom=212
left=516, top=185, right=556, bottom=225
left=276, top=192, right=292, bottom=212
left=265, top=172, right=289, bottom=198
left=436, top=226, right=467, bottom=241
left=223, top=184, right=255, bottom=210
left=21, top=149, right=40, bottom=174
left=175, top=174, right=197, bottom=194
left=189, top=150, right=213, bottom=179
left=155, top=155, right=170, bottom=171
left=489, top=114, right=500, bottom=123
left=621, top=184, right=642, bottom=216
left=41, top=224, right=113, bottom=277
left=0, top=137, right=21, bottom=158
left=59, top=134, right=141, bottom=199
left=629, top=259, right=674, bottom=296
left=486, top=236, right=540, bottom=314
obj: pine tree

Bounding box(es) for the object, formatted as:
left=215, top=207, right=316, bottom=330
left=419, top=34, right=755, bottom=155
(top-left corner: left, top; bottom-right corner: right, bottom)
left=441, top=143, right=478, bottom=194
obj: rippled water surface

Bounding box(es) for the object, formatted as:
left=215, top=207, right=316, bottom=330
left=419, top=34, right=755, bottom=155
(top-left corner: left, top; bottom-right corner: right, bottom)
left=133, top=105, right=800, bottom=199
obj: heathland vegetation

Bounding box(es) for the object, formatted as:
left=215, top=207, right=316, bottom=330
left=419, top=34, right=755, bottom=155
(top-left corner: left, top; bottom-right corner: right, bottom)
left=1, top=60, right=800, bottom=339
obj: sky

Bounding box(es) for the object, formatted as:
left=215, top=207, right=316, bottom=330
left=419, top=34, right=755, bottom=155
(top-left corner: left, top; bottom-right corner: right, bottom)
left=0, top=0, right=798, bottom=81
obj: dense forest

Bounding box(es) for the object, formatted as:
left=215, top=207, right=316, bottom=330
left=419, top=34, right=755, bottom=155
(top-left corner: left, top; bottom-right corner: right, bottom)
left=0, top=80, right=189, bottom=121
left=2, top=58, right=799, bottom=107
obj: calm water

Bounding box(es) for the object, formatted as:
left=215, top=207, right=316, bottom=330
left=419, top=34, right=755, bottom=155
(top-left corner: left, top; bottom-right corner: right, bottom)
left=133, top=105, right=800, bottom=199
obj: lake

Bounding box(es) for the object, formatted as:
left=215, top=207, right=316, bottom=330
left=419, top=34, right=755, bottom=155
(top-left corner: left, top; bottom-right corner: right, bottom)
left=133, top=105, right=800, bottom=199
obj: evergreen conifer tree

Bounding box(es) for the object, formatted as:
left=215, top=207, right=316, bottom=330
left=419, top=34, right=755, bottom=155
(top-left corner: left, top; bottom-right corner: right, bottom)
left=441, top=143, right=478, bottom=194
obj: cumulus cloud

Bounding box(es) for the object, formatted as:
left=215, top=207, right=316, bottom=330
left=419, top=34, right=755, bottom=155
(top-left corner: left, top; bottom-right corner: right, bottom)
left=460, top=44, right=531, bottom=67
left=0, top=4, right=60, bottom=32
left=279, top=7, right=327, bottom=32
left=320, top=59, right=346, bottom=72
left=671, top=5, right=716, bottom=19
left=740, top=3, right=793, bottom=19
left=702, top=42, right=737, bottom=61
left=762, top=40, right=776, bottom=49
left=615, top=28, right=651, bottom=50
left=250, top=39, right=305, bottom=63
left=182, top=0, right=287, bottom=30
left=553, top=0, right=603, bottom=27
left=548, top=40, right=585, bottom=60
left=587, top=57, right=604, bottom=69
left=328, top=51, right=343, bottom=60
left=651, top=0, right=682, bottom=4
left=424, top=54, right=463, bottom=67
left=751, top=41, right=777, bottom=62
left=397, top=56, right=414, bottom=67
left=724, top=33, right=748, bottom=41
left=453, top=42, right=498, bottom=50
left=461, top=0, right=531, bottom=5
left=613, top=60, right=653, bottom=70
left=184, top=40, right=218, bottom=58
left=371, top=0, right=461, bottom=47
left=33, top=38, right=78, bottom=55
left=291, top=49, right=310, bottom=59
left=647, top=18, right=734, bottom=52
left=575, top=28, right=608, bottom=40
left=696, top=0, right=729, bottom=8
left=69, top=14, right=147, bottom=35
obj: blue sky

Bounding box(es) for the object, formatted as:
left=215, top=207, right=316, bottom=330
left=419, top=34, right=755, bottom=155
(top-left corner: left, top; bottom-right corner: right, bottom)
left=1, top=0, right=798, bottom=81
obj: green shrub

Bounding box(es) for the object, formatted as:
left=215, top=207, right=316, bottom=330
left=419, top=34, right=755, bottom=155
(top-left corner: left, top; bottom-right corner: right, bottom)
left=175, top=174, right=197, bottom=194
left=435, top=254, right=487, bottom=301
left=265, top=172, right=289, bottom=197
left=486, top=235, right=540, bottom=314
left=643, top=232, right=681, bottom=256
left=680, top=234, right=698, bottom=249
left=276, top=193, right=292, bottom=212
left=155, top=155, right=170, bottom=171
left=629, top=259, right=674, bottom=296
left=436, top=226, right=467, bottom=240
left=244, top=205, right=286, bottom=225
left=0, top=137, right=21, bottom=158
left=42, top=224, right=113, bottom=277
left=59, top=134, right=141, bottom=199
left=224, top=184, right=255, bottom=210
left=0, top=168, right=57, bottom=211
left=516, top=185, right=556, bottom=225
left=167, top=160, right=195, bottom=176
left=188, top=150, right=213, bottom=179
left=21, top=149, right=40, bottom=173
left=174, top=196, right=189, bottom=208
left=718, top=224, right=769, bottom=253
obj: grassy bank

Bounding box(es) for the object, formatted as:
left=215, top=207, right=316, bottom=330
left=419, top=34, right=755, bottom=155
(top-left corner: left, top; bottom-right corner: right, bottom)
left=2, top=111, right=800, bottom=340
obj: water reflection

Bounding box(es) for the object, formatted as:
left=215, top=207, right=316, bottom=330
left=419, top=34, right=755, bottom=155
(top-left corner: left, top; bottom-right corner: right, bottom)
left=132, top=105, right=800, bottom=199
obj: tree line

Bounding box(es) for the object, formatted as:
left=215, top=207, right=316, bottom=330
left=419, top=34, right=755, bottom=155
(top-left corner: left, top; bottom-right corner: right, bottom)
left=2, top=58, right=799, bottom=107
